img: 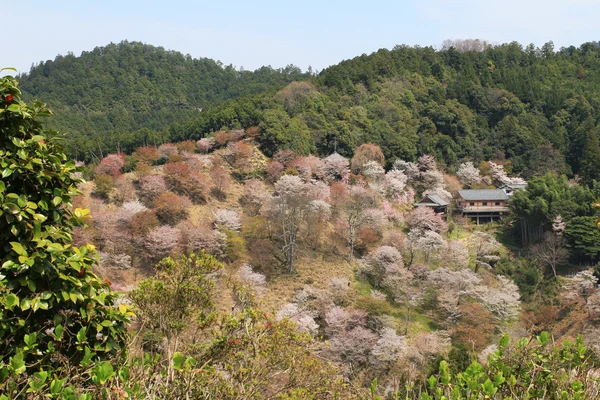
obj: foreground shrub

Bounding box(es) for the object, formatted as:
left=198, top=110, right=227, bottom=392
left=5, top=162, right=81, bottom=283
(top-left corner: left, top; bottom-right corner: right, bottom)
left=0, top=72, right=130, bottom=396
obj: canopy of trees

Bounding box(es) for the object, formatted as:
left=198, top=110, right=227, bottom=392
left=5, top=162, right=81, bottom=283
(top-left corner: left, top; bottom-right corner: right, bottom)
left=176, top=41, right=600, bottom=180
left=17, top=41, right=310, bottom=160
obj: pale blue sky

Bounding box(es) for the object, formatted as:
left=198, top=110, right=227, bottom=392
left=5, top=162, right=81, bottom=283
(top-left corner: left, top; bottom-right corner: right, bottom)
left=3, top=0, right=600, bottom=75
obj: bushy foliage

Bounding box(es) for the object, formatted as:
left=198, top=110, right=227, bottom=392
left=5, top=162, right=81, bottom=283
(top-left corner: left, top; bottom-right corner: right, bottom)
left=417, top=332, right=600, bottom=399
left=0, top=73, right=130, bottom=395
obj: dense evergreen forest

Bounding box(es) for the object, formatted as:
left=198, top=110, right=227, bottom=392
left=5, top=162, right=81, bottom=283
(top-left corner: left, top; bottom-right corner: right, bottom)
left=177, top=41, right=600, bottom=180
left=17, top=41, right=310, bottom=160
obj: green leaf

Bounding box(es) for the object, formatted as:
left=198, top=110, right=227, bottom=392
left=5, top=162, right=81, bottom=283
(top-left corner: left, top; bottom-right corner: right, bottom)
left=173, top=352, right=184, bottom=371
left=93, top=361, right=115, bottom=385
left=27, top=370, right=48, bottom=392
left=24, top=333, right=37, bottom=347
left=10, top=351, right=25, bottom=375
left=3, top=202, right=20, bottom=214
left=52, top=196, right=63, bottom=207
left=54, top=324, right=64, bottom=340
left=5, top=293, right=19, bottom=309
left=50, top=378, right=65, bottom=395
left=20, top=298, right=31, bottom=311
left=537, top=331, right=550, bottom=346
left=10, top=242, right=27, bottom=256
left=76, top=327, right=87, bottom=344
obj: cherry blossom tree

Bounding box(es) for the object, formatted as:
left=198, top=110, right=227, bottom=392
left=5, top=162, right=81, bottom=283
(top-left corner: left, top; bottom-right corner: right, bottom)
left=225, top=141, right=253, bottom=170
left=340, top=185, right=378, bottom=263
left=138, top=175, right=167, bottom=207
left=117, top=200, right=148, bottom=222
left=392, top=159, right=420, bottom=182
left=321, top=152, right=350, bottom=183
left=132, top=146, right=160, bottom=164
left=211, top=166, right=231, bottom=198
left=532, top=231, right=568, bottom=278
left=273, top=149, right=297, bottom=167
left=378, top=170, right=408, bottom=201
left=328, top=326, right=378, bottom=365
left=158, top=143, right=179, bottom=161
left=362, top=160, right=385, bottom=180
left=457, top=162, right=481, bottom=187
left=359, top=245, right=408, bottom=288
left=469, top=231, right=501, bottom=271
left=239, top=179, right=270, bottom=216
left=414, top=230, right=445, bottom=262
left=263, top=175, right=324, bottom=272
left=472, top=275, right=521, bottom=321
left=213, top=209, right=242, bottom=231
left=370, top=328, right=407, bottom=369
left=144, top=225, right=181, bottom=264
left=95, top=154, right=125, bottom=177
left=265, top=160, right=284, bottom=183
left=99, top=251, right=132, bottom=270
left=567, top=270, right=600, bottom=317
left=177, top=221, right=226, bottom=257
left=444, top=240, right=471, bottom=270
left=196, top=137, right=215, bottom=153
left=163, top=161, right=208, bottom=203
left=275, top=303, right=319, bottom=333
left=154, top=192, right=192, bottom=225
left=328, top=277, right=351, bottom=305
left=417, top=154, right=437, bottom=171
left=488, top=161, right=527, bottom=186
left=406, top=206, right=448, bottom=234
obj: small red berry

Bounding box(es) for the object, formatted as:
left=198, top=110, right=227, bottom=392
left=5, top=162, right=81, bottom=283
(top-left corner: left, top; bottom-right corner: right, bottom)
left=4, top=94, right=14, bottom=102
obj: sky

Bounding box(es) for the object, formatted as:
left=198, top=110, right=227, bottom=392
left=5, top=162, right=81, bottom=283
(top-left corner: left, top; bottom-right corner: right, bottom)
left=3, top=0, right=600, bottom=75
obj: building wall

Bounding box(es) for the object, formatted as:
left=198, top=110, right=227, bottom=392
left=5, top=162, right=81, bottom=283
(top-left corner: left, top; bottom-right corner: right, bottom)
left=456, top=198, right=506, bottom=208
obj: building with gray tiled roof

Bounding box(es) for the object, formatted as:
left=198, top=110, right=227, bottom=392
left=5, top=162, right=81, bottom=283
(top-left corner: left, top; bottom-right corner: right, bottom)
left=456, top=189, right=509, bottom=224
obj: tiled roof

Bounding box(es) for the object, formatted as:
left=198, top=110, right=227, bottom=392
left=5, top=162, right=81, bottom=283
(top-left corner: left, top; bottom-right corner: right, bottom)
left=424, top=194, right=450, bottom=206
left=457, top=189, right=509, bottom=201
left=324, top=152, right=348, bottom=162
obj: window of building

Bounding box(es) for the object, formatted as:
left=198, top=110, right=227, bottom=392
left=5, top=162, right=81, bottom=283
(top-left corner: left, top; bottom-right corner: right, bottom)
left=495, top=202, right=501, bottom=206
left=482, top=202, right=488, bottom=206
left=470, top=202, right=475, bottom=206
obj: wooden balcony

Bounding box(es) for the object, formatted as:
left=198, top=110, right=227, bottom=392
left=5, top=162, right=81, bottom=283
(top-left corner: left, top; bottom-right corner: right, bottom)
left=457, top=206, right=509, bottom=213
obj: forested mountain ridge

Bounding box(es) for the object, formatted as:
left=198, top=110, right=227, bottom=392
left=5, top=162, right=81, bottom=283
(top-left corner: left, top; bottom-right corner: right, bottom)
left=178, top=41, right=600, bottom=181
left=15, top=40, right=600, bottom=180
left=17, top=40, right=310, bottom=159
